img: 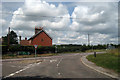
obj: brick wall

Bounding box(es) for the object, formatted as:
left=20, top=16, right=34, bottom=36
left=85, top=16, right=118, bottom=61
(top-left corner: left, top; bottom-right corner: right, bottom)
left=32, top=31, right=52, bottom=46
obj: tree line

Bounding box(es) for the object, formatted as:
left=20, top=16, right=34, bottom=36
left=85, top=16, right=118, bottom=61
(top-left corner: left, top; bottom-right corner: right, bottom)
left=2, top=30, right=18, bottom=45
left=1, top=30, right=119, bottom=55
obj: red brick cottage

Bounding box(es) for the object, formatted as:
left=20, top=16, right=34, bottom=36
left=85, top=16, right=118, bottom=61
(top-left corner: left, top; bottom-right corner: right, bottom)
left=20, top=27, right=52, bottom=46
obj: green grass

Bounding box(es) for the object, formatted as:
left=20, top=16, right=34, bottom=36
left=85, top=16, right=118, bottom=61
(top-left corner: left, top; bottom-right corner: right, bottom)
left=106, top=48, right=119, bottom=56
left=61, top=51, right=82, bottom=54
left=87, top=53, right=120, bottom=73
left=86, top=49, right=106, bottom=53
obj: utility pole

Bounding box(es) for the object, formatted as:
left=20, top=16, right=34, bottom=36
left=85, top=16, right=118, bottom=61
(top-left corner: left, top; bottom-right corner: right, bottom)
left=55, top=45, right=57, bottom=53
left=8, top=27, right=10, bottom=51
left=88, top=33, right=90, bottom=46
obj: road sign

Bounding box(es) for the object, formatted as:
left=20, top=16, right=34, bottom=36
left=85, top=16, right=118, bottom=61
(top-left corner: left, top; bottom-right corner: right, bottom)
left=34, top=45, right=38, bottom=57
left=34, top=45, right=38, bottom=49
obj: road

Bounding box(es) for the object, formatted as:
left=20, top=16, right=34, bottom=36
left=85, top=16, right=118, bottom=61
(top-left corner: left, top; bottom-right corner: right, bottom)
left=2, top=53, right=117, bottom=80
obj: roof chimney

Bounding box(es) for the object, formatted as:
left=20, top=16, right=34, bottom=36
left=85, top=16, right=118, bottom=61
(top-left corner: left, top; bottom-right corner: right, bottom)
left=25, top=37, right=27, bottom=40
left=35, top=27, right=43, bottom=34
left=19, top=36, right=21, bottom=41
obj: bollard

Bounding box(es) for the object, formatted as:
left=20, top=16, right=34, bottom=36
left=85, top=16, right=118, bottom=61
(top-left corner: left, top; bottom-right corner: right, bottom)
left=94, top=52, right=96, bottom=57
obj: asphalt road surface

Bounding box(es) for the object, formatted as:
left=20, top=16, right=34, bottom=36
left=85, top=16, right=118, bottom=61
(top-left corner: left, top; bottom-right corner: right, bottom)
left=2, top=53, right=117, bottom=80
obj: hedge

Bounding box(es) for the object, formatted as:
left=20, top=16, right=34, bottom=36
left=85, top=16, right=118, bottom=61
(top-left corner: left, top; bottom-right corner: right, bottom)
left=2, top=45, right=55, bottom=55
left=2, top=44, right=108, bottom=55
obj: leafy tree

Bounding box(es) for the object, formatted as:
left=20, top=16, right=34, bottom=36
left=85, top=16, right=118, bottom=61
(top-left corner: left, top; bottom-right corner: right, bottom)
left=2, top=36, right=7, bottom=45
left=9, top=31, right=18, bottom=44
left=2, top=30, right=18, bottom=45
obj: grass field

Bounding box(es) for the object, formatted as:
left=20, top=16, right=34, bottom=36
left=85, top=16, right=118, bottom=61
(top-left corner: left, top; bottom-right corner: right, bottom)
left=86, top=49, right=106, bottom=53
left=87, top=49, right=120, bottom=73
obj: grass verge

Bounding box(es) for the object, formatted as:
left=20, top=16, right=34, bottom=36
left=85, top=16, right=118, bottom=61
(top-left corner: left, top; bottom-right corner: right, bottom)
left=87, top=53, right=120, bottom=73
left=86, top=49, right=106, bottom=53
left=2, top=53, right=57, bottom=59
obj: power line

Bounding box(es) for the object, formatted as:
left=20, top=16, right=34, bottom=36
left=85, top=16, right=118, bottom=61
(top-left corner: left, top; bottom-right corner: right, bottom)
left=1, top=12, right=81, bottom=19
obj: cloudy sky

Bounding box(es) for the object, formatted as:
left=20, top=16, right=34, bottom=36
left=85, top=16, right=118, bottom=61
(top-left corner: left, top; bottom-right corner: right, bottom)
left=1, top=0, right=119, bottom=45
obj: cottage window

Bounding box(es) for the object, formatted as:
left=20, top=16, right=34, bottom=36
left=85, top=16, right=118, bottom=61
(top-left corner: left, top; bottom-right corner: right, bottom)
left=41, top=39, right=44, bottom=42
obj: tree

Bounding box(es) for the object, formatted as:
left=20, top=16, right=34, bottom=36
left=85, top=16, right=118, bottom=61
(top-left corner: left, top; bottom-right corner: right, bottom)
left=9, top=31, right=18, bottom=44
left=2, top=36, right=7, bottom=45
left=2, top=30, right=18, bottom=45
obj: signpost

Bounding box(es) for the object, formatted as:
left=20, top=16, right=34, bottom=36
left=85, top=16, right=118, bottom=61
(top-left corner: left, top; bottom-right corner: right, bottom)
left=55, top=46, right=57, bottom=53
left=34, top=45, right=38, bottom=57
left=94, top=52, right=96, bottom=57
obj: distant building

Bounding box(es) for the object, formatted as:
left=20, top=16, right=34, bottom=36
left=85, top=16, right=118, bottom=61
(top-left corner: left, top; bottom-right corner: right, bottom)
left=20, top=27, right=52, bottom=46
left=107, top=44, right=115, bottom=49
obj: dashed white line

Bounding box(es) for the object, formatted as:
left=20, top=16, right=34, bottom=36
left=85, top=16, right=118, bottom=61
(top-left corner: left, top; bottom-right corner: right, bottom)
left=56, top=58, right=63, bottom=76
left=4, top=62, right=41, bottom=78
left=50, top=60, right=57, bottom=63
left=37, top=62, right=41, bottom=64
left=56, top=58, right=63, bottom=67
left=11, top=65, right=16, bottom=67
left=8, top=73, right=14, bottom=76
left=74, top=53, right=79, bottom=56
left=58, top=73, right=61, bottom=75
left=57, top=64, right=59, bottom=67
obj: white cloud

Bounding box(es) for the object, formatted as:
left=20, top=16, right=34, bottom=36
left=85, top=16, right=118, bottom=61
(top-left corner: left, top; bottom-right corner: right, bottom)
left=69, top=2, right=118, bottom=44
left=70, top=3, right=118, bottom=37
left=10, top=0, right=70, bottom=32
left=1, top=19, right=9, bottom=37
left=2, top=1, right=118, bottom=45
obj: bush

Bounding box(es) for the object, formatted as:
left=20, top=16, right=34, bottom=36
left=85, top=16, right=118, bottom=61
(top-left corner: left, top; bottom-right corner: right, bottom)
left=56, top=46, right=83, bottom=53
left=2, top=45, right=8, bottom=54
left=37, top=46, right=55, bottom=54
left=9, top=44, right=21, bottom=52
left=2, top=45, right=55, bottom=54
left=20, top=46, right=34, bottom=53
left=2, top=44, right=114, bottom=55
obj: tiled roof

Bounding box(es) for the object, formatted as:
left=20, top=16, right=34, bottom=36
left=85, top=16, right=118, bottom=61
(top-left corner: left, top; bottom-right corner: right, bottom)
left=20, top=40, right=30, bottom=45
left=28, top=30, right=52, bottom=40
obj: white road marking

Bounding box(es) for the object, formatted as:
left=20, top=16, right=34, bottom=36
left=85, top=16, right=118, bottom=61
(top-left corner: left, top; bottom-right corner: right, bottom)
left=56, top=58, right=63, bottom=76
left=11, top=65, right=16, bottom=67
left=9, top=73, right=14, bottom=76
left=43, top=59, right=45, bottom=61
left=58, top=73, right=61, bottom=75
left=57, top=64, right=59, bottom=67
left=4, top=62, right=41, bottom=78
left=50, top=60, right=57, bottom=63
left=74, top=53, right=79, bottom=56
left=57, top=58, right=63, bottom=67
left=37, top=62, right=41, bottom=64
